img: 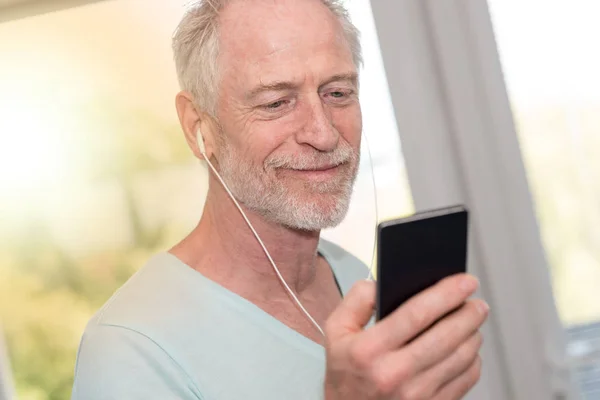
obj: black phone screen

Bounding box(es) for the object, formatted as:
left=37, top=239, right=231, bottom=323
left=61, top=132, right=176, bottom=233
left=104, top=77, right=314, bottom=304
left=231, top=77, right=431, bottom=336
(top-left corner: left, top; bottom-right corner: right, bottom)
left=376, top=206, right=469, bottom=321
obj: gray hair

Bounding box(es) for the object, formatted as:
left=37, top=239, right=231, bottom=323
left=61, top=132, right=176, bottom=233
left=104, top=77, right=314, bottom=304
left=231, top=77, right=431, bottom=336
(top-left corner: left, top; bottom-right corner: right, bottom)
left=172, top=0, right=362, bottom=117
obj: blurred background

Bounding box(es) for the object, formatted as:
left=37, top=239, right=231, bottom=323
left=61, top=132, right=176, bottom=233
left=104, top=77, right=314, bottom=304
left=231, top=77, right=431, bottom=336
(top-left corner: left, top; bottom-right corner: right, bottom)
left=0, top=0, right=598, bottom=399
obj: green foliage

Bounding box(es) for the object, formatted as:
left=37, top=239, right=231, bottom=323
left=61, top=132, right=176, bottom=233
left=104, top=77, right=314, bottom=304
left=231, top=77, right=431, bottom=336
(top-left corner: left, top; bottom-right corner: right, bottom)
left=0, top=264, right=90, bottom=400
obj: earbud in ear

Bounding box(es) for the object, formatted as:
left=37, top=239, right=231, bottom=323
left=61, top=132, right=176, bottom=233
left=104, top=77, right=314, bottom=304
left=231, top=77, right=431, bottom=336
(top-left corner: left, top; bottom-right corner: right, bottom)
left=196, top=129, right=206, bottom=155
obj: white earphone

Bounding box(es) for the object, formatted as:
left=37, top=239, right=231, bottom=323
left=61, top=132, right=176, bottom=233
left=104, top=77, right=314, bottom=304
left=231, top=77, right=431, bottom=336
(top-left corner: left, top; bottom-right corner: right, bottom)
left=197, top=130, right=207, bottom=155
left=195, top=129, right=325, bottom=336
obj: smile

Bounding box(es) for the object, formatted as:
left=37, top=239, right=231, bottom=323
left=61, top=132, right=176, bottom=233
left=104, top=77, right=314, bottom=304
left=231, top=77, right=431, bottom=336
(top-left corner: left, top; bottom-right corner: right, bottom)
left=292, top=164, right=339, bottom=172
left=284, top=164, right=344, bottom=180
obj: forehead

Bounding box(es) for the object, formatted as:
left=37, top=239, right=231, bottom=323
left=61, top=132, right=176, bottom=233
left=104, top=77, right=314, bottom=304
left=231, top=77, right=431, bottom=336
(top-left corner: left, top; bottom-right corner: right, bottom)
left=217, top=0, right=355, bottom=88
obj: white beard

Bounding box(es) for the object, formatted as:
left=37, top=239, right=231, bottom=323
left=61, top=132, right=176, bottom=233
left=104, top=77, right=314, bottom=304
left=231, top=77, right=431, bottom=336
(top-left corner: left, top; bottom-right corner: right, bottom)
left=217, top=139, right=359, bottom=231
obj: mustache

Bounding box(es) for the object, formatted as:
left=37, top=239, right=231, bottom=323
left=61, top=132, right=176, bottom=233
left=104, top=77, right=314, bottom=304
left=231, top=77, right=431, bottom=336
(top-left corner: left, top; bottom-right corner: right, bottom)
left=265, top=141, right=358, bottom=170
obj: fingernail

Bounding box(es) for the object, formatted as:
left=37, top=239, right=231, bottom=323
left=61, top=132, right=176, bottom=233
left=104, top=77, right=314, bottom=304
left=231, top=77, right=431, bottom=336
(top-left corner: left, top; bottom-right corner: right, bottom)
left=460, top=276, right=479, bottom=292
left=477, top=301, right=490, bottom=315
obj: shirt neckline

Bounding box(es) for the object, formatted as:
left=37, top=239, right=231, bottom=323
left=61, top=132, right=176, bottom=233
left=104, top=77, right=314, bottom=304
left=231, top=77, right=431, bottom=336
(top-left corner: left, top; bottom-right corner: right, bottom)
left=159, top=241, right=347, bottom=356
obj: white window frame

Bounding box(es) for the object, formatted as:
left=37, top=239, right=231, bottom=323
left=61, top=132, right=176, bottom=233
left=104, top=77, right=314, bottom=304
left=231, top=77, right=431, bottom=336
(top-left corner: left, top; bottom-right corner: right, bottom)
left=0, top=0, right=104, bottom=23
left=369, top=0, right=578, bottom=399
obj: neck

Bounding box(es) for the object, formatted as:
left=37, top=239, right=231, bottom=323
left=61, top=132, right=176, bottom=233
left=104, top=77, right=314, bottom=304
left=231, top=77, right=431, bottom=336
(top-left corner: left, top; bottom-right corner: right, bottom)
left=171, top=181, right=323, bottom=297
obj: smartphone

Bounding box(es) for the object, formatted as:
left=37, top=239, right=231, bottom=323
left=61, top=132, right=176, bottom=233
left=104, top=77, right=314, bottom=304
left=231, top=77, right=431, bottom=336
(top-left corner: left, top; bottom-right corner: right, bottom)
left=376, top=205, right=469, bottom=321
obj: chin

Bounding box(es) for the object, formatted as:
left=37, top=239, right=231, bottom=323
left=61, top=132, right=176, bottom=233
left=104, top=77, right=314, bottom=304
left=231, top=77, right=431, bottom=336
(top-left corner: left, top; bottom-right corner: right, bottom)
left=267, top=192, right=353, bottom=232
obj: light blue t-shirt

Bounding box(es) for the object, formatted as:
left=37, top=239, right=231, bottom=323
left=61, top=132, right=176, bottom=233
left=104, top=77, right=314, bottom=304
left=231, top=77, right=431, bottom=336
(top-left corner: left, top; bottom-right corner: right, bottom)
left=71, top=239, right=369, bottom=400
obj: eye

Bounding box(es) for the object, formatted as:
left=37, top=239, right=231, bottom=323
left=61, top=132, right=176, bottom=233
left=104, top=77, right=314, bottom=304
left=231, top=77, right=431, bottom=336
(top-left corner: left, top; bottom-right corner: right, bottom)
left=324, top=89, right=354, bottom=104
left=257, top=97, right=295, bottom=117
left=264, top=100, right=287, bottom=110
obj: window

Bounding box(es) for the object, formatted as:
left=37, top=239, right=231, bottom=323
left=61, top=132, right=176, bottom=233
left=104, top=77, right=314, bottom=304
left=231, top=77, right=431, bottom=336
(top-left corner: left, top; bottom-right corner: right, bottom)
left=0, top=0, right=412, bottom=397
left=488, top=1, right=600, bottom=397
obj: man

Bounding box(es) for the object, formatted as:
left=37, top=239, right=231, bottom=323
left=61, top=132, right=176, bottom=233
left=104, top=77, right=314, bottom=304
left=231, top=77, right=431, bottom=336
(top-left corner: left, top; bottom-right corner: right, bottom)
left=72, top=0, right=488, bottom=399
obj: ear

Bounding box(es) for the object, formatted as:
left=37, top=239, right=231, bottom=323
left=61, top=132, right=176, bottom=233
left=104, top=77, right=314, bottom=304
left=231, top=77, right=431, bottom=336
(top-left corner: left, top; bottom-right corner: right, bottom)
left=175, top=91, right=218, bottom=160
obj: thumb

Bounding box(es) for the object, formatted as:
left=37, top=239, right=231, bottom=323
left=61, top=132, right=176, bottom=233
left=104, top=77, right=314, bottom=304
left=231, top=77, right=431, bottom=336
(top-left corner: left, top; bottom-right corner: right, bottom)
left=325, top=280, right=376, bottom=341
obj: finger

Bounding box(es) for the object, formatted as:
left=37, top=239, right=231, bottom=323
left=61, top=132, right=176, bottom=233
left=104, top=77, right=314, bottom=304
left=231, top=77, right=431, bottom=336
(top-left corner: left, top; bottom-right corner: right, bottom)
left=401, top=331, right=483, bottom=398
left=361, top=273, right=479, bottom=353
left=325, top=280, right=376, bottom=341
left=402, top=299, right=488, bottom=373
left=432, top=356, right=482, bottom=400
left=370, top=311, right=483, bottom=396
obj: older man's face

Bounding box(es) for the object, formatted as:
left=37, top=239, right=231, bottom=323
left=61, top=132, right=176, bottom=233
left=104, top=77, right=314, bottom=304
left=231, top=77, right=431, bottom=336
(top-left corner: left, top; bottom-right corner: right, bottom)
left=214, top=0, right=362, bottom=230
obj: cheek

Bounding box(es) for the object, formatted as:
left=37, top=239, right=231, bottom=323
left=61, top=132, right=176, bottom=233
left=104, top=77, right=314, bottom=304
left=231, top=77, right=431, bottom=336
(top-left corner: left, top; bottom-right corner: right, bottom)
left=332, top=105, right=362, bottom=148
left=217, top=108, right=298, bottom=169
left=247, top=118, right=300, bottom=159
left=230, top=121, right=292, bottom=167
left=216, top=107, right=279, bottom=166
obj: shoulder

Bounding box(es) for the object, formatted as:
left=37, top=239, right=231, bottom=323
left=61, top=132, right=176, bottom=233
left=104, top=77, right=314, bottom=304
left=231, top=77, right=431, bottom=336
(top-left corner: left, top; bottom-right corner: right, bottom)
left=72, top=323, right=203, bottom=399
left=73, top=253, right=207, bottom=398
left=88, top=252, right=201, bottom=330
left=79, top=252, right=209, bottom=370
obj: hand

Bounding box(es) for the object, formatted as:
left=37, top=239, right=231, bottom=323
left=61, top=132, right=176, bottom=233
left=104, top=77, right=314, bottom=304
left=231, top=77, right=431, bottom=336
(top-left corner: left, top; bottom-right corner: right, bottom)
left=323, top=274, right=488, bottom=400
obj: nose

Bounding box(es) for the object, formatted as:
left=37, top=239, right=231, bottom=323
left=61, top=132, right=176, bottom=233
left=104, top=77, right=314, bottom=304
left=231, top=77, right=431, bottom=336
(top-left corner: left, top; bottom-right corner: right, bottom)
left=295, top=96, right=340, bottom=152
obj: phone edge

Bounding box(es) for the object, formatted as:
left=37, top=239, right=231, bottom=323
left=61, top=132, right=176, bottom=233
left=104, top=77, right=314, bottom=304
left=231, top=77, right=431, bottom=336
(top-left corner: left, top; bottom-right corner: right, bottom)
left=375, top=204, right=468, bottom=321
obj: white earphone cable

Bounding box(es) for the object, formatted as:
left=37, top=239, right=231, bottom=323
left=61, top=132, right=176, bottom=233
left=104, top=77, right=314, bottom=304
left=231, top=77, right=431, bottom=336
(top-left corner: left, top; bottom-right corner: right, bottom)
left=197, top=128, right=380, bottom=336
left=362, top=131, right=379, bottom=281
left=199, top=141, right=325, bottom=336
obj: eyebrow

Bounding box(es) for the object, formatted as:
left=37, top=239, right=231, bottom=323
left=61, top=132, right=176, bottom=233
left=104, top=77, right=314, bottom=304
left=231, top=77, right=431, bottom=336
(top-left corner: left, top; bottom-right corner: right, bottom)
left=245, top=71, right=359, bottom=101
left=321, top=72, right=359, bottom=87
left=246, top=81, right=299, bottom=101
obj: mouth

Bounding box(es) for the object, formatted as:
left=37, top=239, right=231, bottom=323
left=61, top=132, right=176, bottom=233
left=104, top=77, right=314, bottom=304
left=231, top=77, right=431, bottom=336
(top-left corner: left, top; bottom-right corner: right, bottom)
left=283, top=163, right=346, bottom=181
left=292, top=163, right=340, bottom=172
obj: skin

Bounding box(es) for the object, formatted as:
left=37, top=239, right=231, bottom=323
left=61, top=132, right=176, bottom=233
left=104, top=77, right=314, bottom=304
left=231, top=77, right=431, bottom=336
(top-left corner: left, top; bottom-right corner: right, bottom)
left=173, top=0, right=489, bottom=398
